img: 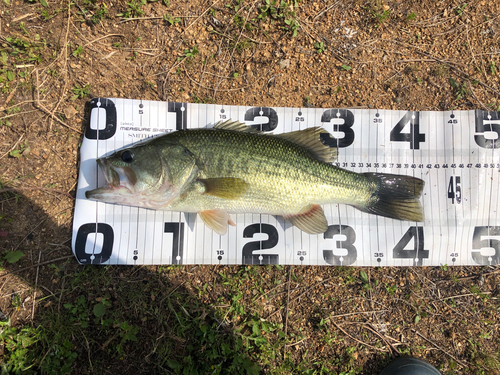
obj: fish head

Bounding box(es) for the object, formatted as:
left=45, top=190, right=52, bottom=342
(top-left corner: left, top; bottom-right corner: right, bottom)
left=85, top=140, right=197, bottom=209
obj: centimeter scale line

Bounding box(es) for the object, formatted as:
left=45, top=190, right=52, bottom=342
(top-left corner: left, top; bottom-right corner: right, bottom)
left=72, top=98, right=500, bottom=267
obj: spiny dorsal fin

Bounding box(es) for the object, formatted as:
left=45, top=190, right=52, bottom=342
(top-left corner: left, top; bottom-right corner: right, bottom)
left=213, top=119, right=260, bottom=133
left=283, top=204, right=328, bottom=234
left=276, top=127, right=337, bottom=163
left=199, top=178, right=249, bottom=199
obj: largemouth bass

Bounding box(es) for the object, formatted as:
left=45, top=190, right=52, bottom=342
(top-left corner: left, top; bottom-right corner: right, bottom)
left=86, top=120, right=424, bottom=235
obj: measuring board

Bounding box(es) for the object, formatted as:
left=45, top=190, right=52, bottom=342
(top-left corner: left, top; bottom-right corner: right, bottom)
left=72, top=98, right=500, bottom=267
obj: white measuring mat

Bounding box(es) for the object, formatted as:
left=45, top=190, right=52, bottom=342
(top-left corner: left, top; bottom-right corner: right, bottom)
left=72, top=98, right=500, bottom=266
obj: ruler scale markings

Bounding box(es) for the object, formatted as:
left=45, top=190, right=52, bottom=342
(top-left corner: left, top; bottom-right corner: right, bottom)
left=457, top=110, right=467, bottom=265
left=487, top=111, right=496, bottom=264
left=134, top=99, right=143, bottom=266
left=494, top=111, right=499, bottom=232
left=74, top=101, right=500, bottom=266
left=92, top=98, right=101, bottom=265
left=412, top=112, right=419, bottom=266
left=385, top=109, right=393, bottom=268
left=375, top=108, right=381, bottom=268
left=467, top=110, right=473, bottom=265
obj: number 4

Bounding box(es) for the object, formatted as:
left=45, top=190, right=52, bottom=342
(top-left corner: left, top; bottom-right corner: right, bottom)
left=448, top=176, right=461, bottom=204
left=393, top=227, right=429, bottom=265
left=390, top=111, right=425, bottom=149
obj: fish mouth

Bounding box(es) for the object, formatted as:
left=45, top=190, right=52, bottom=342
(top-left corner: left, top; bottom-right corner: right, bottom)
left=85, top=158, right=136, bottom=200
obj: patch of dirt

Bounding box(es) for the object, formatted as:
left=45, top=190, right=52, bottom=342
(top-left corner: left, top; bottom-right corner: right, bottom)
left=1, top=0, right=500, bottom=373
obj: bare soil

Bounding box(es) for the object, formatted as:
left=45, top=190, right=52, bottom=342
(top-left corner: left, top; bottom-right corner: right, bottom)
left=1, top=0, right=500, bottom=373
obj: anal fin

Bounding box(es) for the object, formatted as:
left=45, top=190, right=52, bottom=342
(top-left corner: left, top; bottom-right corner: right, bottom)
left=283, top=204, right=328, bottom=234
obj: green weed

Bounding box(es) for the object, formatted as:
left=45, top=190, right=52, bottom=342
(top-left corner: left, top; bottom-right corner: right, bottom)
left=455, top=3, right=467, bottom=17
left=26, top=0, right=48, bottom=7
left=490, top=61, right=497, bottom=75
left=117, top=0, right=147, bottom=18
left=314, top=41, right=325, bottom=53
left=72, top=45, right=84, bottom=58
left=163, top=13, right=180, bottom=25
left=2, top=250, right=24, bottom=263
left=178, top=45, right=199, bottom=61
left=0, top=318, right=39, bottom=373
left=9, top=140, right=29, bottom=158
left=406, top=12, right=416, bottom=21
left=71, top=83, right=91, bottom=100
left=449, top=78, right=470, bottom=101
left=364, top=1, right=391, bottom=26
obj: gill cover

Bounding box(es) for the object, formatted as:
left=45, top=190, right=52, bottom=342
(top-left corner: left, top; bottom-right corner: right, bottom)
left=85, top=139, right=198, bottom=209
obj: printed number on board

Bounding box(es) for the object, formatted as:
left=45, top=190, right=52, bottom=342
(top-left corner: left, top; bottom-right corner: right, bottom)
left=320, top=109, right=355, bottom=148
left=390, top=111, right=425, bottom=149
left=475, top=111, right=500, bottom=149
left=242, top=224, right=279, bottom=265
left=75, top=223, right=114, bottom=264
left=322, top=225, right=357, bottom=266
left=86, top=98, right=117, bottom=140
left=448, top=176, right=461, bottom=204
left=244, top=107, right=278, bottom=132
left=164, top=223, right=184, bottom=264
left=471, top=226, right=500, bottom=265
left=393, top=226, right=429, bottom=265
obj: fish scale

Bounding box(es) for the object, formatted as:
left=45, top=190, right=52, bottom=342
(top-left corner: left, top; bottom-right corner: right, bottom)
left=165, top=128, right=371, bottom=214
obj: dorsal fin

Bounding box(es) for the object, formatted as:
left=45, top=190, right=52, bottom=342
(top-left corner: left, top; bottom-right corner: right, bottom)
left=276, top=127, right=337, bottom=163
left=213, top=119, right=260, bottom=133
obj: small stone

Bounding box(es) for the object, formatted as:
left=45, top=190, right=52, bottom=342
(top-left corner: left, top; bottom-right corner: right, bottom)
left=279, top=59, right=290, bottom=69
left=64, top=106, right=78, bottom=119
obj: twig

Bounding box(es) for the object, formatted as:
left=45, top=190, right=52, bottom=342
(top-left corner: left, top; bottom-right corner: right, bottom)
left=83, top=34, right=125, bottom=47
left=3, top=84, right=17, bottom=106
left=390, top=39, right=500, bottom=96
left=0, top=187, right=74, bottom=199
left=365, top=323, right=399, bottom=355
left=0, top=134, right=23, bottom=160
left=412, top=329, right=467, bottom=367
left=0, top=255, right=74, bottom=278
left=326, top=310, right=388, bottom=319
left=267, top=278, right=334, bottom=319
left=34, top=70, right=82, bottom=134
left=80, top=329, right=93, bottom=372
left=48, top=0, right=72, bottom=131
left=11, top=13, right=35, bottom=23
left=313, top=0, right=341, bottom=20
left=283, top=266, right=292, bottom=360
left=179, top=0, right=222, bottom=37
left=119, top=15, right=195, bottom=22
left=440, top=292, right=492, bottom=301
left=438, top=267, right=500, bottom=282
left=31, top=250, right=42, bottom=321
left=185, top=69, right=250, bottom=92
left=468, top=81, right=492, bottom=111
left=332, top=321, right=387, bottom=352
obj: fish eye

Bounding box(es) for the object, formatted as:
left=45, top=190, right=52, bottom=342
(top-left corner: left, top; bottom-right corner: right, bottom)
left=121, top=150, right=134, bottom=163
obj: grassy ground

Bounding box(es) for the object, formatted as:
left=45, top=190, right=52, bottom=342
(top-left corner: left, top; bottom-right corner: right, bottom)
left=1, top=0, right=500, bottom=373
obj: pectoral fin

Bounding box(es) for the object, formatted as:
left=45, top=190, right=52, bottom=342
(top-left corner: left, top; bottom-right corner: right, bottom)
left=283, top=204, right=328, bottom=234
left=200, top=178, right=249, bottom=199
left=199, top=210, right=233, bottom=235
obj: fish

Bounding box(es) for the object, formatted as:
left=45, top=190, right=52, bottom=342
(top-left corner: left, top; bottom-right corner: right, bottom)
left=85, top=120, right=425, bottom=235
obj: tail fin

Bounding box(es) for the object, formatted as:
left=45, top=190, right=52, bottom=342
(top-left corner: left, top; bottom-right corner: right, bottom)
left=358, top=173, right=425, bottom=222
